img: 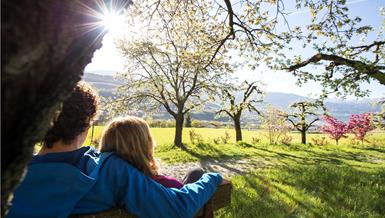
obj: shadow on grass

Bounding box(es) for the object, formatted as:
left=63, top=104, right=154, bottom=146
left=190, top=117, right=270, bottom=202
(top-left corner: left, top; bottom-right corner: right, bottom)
left=180, top=142, right=251, bottom=162
left=358, top=147, right=385, bottom=154
left=252, top=146, right=344, bottom=166
left=216, top=164, right=385, bottom=218
left=252, top=145, right=385, bottom=169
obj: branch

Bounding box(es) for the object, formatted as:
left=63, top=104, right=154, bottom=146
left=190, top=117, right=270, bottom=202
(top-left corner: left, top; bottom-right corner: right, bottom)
left=247, top=103, right=262, bottom=115
left=286, top=117, right=302, bottom=131
left=204, top=0, right=235, bottom=69
left=286, top=53, right=385, bottom=85
left=350, top=40, right=385, bottom=55
left=305, top=118, right=319, bottom=131
left=217, top=109, right=234, bottom=119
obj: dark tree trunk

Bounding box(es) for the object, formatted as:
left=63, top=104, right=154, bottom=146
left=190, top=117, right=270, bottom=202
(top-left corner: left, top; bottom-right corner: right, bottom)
left=174, top=113, right=185, bottom=147
left=1, top=0, right=130, bottom=215
left=301, top=129, right=306, bottom=144
left=234, top=116, right=242, bottom=142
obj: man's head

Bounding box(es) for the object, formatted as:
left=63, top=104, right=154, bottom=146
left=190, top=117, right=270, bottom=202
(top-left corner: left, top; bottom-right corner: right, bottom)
left=43, top=81, right=99, bottom=148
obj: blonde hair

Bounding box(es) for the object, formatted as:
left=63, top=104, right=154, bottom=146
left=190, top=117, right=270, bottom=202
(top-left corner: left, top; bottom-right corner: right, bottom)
left=99, top=116, right=158, bottom=176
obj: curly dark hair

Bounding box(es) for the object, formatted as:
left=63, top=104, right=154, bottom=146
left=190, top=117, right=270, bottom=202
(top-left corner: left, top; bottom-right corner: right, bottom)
left=44, top=81, right=99, bottom=148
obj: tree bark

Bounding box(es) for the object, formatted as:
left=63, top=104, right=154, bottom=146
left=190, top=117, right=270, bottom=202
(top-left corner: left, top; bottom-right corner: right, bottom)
left=174, top=113, right=185, bottom=147
left=1, top=0, right=130, bottom=215
left=234, top=116, right=242, bottom=142
left=301, top=130, right=306, bottom=144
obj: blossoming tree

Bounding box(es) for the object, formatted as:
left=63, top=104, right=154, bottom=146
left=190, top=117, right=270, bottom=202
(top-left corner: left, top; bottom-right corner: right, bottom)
left=348, top=113, right=374, bottom=144
left=321, top=115, right=349, bottom=145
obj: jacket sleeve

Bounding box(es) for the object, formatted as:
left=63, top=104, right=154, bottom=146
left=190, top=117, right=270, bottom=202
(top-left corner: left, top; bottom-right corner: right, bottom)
left=109, top=156, right=222, bottom=218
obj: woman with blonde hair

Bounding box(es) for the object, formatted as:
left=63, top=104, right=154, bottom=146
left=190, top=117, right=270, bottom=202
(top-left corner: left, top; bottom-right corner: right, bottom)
left=100, top=116, right=204, bottom=189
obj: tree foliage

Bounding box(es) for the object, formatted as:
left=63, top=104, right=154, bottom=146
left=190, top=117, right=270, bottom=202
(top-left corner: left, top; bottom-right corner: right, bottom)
left=200, top=0, right=384, bottom=97
left=348, top=113, right=374, bottom=143
left=321, top=115, right=349, bottom=145
left=124, top=0, right=383, bottom=97
left=211, top=0, right=383, bottom=97
left=279, top=2, right=384, bottom=97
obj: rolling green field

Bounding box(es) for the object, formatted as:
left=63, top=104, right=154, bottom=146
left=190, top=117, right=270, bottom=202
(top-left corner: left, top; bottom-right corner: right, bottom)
left=83, top=126, right=385, bottom=217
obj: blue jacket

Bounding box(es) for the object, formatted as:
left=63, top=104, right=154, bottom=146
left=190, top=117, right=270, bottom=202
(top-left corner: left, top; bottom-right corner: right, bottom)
left=7, top=146, right=222, bottom=218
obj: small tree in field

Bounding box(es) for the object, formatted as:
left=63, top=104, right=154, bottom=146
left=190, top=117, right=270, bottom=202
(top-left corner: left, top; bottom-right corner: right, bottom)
left=373, top=100, right=385, bottom=130
left=284, top=100, right=326, bottom=144
left=217, top=81, right=263, bottom=142
left=185, top=113, right=192, bottom=128
left=262, top=106, right=290, bottom=145
left=348, top=113, right=374, bottom=144
left=321, top=115, right=349, bottom=145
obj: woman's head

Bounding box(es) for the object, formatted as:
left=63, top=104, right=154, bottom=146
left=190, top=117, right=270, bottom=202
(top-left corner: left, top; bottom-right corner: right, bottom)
left=99, top=116, right=158, bottom=176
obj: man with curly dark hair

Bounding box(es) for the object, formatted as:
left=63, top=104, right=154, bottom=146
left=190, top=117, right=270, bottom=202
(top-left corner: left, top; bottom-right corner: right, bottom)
left=42, top=81, right=99, bottom=150
left=7, top=81, right=222, bottom=218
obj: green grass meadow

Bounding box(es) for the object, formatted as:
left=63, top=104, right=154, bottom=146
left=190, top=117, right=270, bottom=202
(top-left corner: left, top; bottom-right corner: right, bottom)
left=85, top=126, right=385, bottom=148
left=83, top=126, right=385, bottom=217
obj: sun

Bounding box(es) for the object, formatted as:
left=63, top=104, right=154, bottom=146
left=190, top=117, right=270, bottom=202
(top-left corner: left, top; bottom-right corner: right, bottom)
left=100, top=11, right=126, bottom=37
left=74, top=1, right=132, bottom=39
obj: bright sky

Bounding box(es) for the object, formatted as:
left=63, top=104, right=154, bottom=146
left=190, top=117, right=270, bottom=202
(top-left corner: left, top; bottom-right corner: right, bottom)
left=85, top=0, right=385, bottom=99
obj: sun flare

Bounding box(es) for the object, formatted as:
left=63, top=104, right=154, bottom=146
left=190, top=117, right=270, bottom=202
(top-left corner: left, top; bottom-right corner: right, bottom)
left=100, top=11, right=125, bottom=37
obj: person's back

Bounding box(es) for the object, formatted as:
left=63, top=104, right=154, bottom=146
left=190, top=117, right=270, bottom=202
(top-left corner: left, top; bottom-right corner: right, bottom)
left=7, top=82, right=222, bottom=218
left=99, top=116, right=187, bottom=189
left=8, top=147, right=222, bottom=218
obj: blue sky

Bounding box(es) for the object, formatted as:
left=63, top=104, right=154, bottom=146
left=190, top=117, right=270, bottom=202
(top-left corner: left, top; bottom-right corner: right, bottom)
left=85, top=0, right=384, bottom=99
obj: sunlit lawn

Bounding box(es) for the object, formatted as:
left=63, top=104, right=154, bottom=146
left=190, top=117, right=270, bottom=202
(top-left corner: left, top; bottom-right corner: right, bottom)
left=82, top=126, right=385, bottom=217
left=84, top=126, right=385, bottom=148
left=216, top=161, right=385, bottom=218
left=32, top=126, right=385, bottom=217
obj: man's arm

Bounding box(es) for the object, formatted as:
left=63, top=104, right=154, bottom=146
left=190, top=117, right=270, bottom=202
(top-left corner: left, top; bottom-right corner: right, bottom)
left=108, top=156, right=222, bottom=218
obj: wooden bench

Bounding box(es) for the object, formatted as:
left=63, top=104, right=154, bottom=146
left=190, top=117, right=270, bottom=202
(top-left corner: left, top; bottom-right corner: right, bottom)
left=72, top=180, right=232, bottom=218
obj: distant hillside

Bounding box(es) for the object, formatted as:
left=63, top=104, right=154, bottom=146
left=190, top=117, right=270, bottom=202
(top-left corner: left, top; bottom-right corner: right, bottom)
left=264, top=92, right=381, bottom=121
left=82, top=72, right=122, bottom=98
left=264, top=92, right=310, bottom=108
left=83, top=72, right=382, bottom=122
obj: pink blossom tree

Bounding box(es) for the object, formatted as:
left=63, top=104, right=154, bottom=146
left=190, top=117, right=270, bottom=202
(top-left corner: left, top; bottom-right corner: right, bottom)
left=321, top=115, right=349, bottom=145
left=348, top=113, right=374, bottom=144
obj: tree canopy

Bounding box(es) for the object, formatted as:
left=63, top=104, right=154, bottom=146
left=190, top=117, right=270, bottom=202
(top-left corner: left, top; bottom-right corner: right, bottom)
left=110, top=0, right=233, bottom=146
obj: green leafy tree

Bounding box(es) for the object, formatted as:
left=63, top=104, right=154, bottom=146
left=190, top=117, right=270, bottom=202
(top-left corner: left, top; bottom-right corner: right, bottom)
left=283, top=100, right=326, bottom=144
left=110, top=0, right=232, bottom=147
left=217, top=81, right=263, bottom=142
